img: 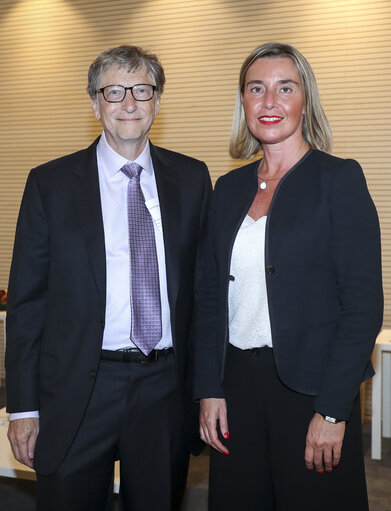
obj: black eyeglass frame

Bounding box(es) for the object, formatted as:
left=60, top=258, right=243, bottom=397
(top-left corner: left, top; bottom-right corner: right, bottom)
left=96, top=84, right=157, bottom=102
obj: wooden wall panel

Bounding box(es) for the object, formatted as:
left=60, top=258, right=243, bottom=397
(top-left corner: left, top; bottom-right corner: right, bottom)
left=0, top=0, right=390, bottom=332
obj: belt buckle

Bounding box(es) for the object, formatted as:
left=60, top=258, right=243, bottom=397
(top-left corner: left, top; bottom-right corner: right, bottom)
left=141, top=350, right=158, bottom=364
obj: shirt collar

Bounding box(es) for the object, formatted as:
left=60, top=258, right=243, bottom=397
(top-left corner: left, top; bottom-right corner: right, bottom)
left=97, top=131, right=154, bottom=177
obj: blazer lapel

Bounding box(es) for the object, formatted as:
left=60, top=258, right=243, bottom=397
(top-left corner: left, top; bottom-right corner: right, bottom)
left=218, top=161, right=259, bottom=260
left=72, top=138, right=106, bottom=310
left=150, top=144, right=181, bottom=310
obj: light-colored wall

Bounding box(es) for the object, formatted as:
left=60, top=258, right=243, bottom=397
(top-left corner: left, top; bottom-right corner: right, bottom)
left=0, top=0, right=390, bottom=328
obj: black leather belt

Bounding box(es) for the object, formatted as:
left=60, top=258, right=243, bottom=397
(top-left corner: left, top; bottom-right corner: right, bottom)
left=101, top=347, right=173, bottom=364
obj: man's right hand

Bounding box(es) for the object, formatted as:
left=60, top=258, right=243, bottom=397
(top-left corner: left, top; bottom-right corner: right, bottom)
left=8, top=418, right=39, bottom=469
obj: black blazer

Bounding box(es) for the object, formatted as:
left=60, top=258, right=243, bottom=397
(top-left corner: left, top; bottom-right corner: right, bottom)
left=194, top=150, right=383, bottom=421
left=5, top=137, right=211, bottom=474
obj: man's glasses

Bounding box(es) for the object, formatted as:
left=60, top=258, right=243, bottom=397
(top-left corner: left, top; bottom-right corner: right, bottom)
left=96, top=84, right=157, bottom=102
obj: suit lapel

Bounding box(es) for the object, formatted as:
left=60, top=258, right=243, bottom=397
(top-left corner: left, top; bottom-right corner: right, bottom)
left=72, top=138, right=106, bottom=310
left=150, top=144, right=181, bottom=310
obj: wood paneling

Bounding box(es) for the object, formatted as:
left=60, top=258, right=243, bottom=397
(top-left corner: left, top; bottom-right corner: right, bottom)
left=0, top=0, right=390, bottom=333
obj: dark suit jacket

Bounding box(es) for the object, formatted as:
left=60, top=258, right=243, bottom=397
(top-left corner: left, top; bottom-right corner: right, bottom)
left=194, top=149, right=383, bottom=421
left=5, top=137, right=211, bottom=474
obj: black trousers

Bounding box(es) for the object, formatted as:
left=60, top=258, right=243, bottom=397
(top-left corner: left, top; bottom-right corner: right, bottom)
left=36, top=352, right=189, bottom=511
left=209, top=344, right=368, bottom=511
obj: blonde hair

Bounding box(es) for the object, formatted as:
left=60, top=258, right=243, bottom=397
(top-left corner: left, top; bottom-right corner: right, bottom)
left=230, top=42, right=332, bottom=160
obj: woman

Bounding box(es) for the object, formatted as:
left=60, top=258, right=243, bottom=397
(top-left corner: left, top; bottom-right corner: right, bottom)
left=194, top=42, right=383, bottom=511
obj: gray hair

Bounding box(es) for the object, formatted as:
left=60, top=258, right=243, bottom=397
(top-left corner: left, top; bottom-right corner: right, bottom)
left=87, top=45, right=165, bottom=98
left=230, top=42, right=332, bottom=160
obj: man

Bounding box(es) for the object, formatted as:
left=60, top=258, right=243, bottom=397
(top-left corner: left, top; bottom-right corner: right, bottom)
left=5, top=45, right=211, bottom=511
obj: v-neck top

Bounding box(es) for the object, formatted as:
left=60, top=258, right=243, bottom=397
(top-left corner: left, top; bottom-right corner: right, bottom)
left=228, top=215, right=273, bottom=349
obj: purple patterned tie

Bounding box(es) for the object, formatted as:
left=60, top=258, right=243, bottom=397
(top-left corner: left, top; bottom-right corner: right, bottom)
left=121, top=162, right=162, bottom=355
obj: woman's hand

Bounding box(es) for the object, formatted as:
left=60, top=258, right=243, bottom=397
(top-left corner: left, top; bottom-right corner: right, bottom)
left=305, top=412, right=346, bottom=473
left=200, top=398, right=229, bottom=455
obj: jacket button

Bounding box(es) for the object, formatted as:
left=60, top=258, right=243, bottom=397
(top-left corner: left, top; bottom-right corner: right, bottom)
left=89, top=370, right=96, bottom=378
left=266, top=266, right=274, bottom=274
left=229, top=275, right=235, bottom=281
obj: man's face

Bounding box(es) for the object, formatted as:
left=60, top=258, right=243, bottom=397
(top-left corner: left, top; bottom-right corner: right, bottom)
left=91, top=65, right=160, bottom=158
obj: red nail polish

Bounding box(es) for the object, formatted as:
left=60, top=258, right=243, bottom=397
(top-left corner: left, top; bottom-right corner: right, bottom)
left=333, top=464, right=338, bottom=468
left=223, top=432, right=229, bottom=439
left=326, top=470, right=331, bottom=473
left=318, top=471, right=323, bottom=474
left=307, top=468, right=313, bottom=471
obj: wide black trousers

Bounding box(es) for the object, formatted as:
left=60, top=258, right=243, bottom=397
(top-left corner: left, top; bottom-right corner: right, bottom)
left=36, top=352, right=189, bottom=511
left=209, top=344, right=368, bottom=511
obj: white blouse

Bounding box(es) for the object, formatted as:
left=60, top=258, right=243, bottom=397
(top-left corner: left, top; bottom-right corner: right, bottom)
left=228, top=215, right=273, bottom=349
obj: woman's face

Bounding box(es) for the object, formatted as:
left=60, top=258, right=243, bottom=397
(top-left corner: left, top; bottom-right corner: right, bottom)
left=241, top=57, right=306, bottom=149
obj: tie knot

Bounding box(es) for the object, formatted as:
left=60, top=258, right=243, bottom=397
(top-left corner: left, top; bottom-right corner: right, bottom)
left=121, top=162, right=143, bottom=180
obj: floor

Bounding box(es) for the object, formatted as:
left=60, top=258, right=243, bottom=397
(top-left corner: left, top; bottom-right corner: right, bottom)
left=1, top=383, right=390, bottom=511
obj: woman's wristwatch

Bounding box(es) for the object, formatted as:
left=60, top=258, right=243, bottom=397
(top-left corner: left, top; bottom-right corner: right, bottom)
left=319, top=413, right=343, bottom=424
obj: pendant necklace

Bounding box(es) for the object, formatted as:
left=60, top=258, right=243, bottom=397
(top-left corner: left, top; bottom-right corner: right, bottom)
left=257, top=175, right=282, bottom=190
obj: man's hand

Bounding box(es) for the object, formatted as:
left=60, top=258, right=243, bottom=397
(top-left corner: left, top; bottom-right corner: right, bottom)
left=305, top=412, right=345, bottom=473
left=8, top=418, right=39, bottom=469
left=200, top=398, right=229, bottom=455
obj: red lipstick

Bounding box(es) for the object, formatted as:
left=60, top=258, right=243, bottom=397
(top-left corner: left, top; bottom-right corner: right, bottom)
left=258, top=116, right=283, bottom=125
